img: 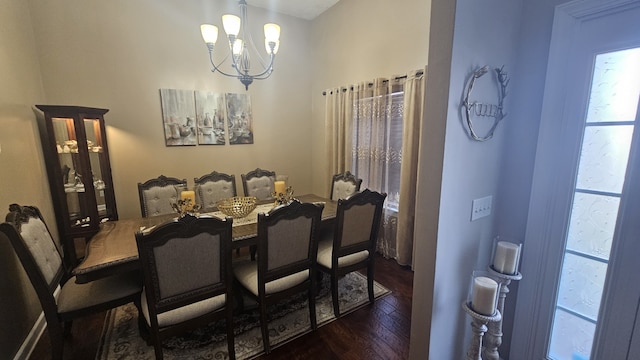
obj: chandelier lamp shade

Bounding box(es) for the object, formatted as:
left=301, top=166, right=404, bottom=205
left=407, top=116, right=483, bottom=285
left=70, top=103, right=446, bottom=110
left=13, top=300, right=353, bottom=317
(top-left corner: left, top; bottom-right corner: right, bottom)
left=200, top=0, right=281, bottom=90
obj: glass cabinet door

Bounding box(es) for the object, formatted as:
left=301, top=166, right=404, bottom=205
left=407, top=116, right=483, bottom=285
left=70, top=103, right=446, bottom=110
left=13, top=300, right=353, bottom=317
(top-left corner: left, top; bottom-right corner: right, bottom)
left=51, top=117, right=92, bottom=229
left=84, top=118, right=113, bottom=222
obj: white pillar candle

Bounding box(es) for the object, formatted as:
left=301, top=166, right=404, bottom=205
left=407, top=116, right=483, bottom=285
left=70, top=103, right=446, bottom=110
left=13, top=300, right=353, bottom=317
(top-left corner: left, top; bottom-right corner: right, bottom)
left=274, top=180, right=286, bottom=195
left=471, top=276, right=499, bottom=316
left=180, top=190, right=196, bottom=210
left=493, top=241, right=520, bottom=274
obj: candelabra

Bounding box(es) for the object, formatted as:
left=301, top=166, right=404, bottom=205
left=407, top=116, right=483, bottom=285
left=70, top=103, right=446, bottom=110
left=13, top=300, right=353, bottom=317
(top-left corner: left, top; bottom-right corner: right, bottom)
left=482, top=267, right=523, bottom=360
left=463, top=302, right=502, bottom=360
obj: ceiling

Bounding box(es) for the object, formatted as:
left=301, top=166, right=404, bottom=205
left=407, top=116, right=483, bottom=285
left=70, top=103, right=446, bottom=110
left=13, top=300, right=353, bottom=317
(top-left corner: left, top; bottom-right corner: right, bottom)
left=245, top=0, right=341, bottom=20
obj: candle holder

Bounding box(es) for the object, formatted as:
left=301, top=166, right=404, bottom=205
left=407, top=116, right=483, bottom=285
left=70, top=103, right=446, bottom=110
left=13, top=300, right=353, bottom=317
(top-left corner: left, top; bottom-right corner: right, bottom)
left=272, top=186, right=295, bottom=206
left=483, top=266, right=523, bottom=360
left=171, top=198, right=201, bottom=217
left=463, top=301, right=502, bottom=360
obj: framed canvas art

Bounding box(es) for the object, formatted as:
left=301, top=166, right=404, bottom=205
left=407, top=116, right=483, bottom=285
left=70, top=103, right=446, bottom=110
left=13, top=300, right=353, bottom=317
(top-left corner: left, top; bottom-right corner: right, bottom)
left=225, top=93, right=254, bottom=144
left=159, top=89, right=197, bottom=146
left=195, top=91, right=226, bottom=145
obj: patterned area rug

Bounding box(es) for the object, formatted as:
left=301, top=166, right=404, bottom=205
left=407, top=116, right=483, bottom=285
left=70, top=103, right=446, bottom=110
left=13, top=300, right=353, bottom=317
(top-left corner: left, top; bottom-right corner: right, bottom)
left=96, top=272, right=390, bottom=360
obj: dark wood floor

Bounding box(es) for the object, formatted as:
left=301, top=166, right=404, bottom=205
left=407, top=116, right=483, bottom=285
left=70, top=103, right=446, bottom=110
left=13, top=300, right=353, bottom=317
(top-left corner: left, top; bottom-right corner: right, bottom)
left=30, top=254, right=413, bottom=359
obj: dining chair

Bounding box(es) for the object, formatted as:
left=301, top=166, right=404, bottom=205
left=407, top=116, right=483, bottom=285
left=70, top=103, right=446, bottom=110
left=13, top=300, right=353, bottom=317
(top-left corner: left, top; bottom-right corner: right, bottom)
left=135, top=213, right=235, bottom=360
left=241, top=168, right=276, bottom=200
left=329, top=171, right=363, bottom=200
left=193, top=171, right=237, bottom=212
left=233, top=199, right=323, bottom=354
left=316, top=189, right=386, bottom=317
left=137, top=175, right=188, bottom=217
left=0, top=204, right=142, bottom=360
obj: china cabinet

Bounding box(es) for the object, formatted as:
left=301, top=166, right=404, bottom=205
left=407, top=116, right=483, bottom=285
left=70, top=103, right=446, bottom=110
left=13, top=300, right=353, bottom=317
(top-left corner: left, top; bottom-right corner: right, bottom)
left=36, top=105, right=118, bottom=265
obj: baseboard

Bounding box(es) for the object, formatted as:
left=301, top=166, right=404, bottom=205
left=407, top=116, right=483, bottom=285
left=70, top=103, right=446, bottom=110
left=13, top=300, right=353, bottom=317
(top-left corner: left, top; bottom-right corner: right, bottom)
left=14, top=312, right=45, bottom=360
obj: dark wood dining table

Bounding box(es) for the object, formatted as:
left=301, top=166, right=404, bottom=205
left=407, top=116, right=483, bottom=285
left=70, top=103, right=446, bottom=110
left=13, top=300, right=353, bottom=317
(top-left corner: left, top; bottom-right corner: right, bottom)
left=72, top=194, right=336, bottom=283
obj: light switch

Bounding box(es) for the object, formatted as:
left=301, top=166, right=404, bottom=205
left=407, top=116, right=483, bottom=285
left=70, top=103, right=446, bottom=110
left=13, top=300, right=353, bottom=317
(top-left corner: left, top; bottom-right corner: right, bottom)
left=471, top=195, right=492, bottom=221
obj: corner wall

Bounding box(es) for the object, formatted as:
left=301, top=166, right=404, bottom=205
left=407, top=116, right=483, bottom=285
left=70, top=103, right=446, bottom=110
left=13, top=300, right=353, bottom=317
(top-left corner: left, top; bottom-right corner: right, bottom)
left=0, top=0, right=53, bottom=357
left=411, top=0, right=526, bottom=358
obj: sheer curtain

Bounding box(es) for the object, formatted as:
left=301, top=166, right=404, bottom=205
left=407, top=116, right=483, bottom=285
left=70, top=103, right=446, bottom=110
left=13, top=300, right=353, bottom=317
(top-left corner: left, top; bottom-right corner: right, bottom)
left=324, top=69, right=425, bottom=267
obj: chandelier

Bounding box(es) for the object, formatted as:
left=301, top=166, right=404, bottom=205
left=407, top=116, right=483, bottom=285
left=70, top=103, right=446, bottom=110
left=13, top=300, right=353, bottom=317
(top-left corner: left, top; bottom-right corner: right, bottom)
left=200, top=0, right=281, bottom=90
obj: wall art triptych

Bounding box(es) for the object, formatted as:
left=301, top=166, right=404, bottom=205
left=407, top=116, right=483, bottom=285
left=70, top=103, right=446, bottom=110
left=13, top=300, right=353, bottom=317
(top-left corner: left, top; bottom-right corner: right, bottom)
left=160, top=89, right=253, bottom=146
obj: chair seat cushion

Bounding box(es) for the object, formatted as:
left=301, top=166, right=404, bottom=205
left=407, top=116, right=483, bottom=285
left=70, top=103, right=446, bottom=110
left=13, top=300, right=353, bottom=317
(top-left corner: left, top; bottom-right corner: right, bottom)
left=316, top=239, right=369, bottom=269
left=57, top=272, right=141, bottom=314
left=140, top=288, right=226, bottom=328
left=233, top=260, right=309, bottom=296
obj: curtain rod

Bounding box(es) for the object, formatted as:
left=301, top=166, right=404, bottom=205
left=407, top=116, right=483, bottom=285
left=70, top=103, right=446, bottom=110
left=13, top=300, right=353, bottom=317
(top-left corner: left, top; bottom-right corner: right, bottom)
left=322, top=70, right=424, bottom=96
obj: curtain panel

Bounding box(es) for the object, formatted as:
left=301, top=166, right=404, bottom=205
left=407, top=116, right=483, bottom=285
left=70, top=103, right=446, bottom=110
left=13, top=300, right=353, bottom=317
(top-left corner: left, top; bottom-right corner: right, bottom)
left=323, top=68, right=425, bottom=267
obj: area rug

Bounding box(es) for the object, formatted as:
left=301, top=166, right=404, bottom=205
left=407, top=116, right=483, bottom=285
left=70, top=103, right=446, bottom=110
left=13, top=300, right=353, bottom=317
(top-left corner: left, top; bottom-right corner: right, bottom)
left=96, top=272, right=390, bottom=360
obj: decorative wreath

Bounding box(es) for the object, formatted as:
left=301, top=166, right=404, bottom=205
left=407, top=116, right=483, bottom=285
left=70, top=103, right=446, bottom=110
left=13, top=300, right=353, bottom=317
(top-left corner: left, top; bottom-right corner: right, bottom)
left=463, top=65, right=509, bottom=141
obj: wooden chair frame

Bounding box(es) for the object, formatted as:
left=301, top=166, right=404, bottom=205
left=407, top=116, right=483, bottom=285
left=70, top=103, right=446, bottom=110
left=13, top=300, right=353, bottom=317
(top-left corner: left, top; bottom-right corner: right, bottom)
left=317, top=189, right=386, bottom=317
left=241, top=168, right=276, bottom=199
left=136, top=214, right=235, bottom=360
left=193, top=171, right=237, bottom=209
left=0, top=204, right=141, bottom=360
left=137, top=175, right=187, bottom=217
left=329, top=171, right=363, bottom=200
left=236, top=200, right=323, bottom=354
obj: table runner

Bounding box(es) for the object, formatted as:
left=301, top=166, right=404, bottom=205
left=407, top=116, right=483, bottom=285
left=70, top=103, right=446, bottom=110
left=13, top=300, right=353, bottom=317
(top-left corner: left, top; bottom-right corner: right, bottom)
left=205, top=203, right=277, bottom=227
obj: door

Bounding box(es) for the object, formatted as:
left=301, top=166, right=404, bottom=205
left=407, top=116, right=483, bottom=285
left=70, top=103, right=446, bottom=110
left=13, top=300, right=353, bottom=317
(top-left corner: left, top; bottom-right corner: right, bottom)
left=511, top=1, right=640, bottom=359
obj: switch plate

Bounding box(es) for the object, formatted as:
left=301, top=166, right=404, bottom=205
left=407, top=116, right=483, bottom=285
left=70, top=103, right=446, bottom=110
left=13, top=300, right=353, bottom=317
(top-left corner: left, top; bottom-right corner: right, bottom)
left=471, top=195, right=492, bottom=221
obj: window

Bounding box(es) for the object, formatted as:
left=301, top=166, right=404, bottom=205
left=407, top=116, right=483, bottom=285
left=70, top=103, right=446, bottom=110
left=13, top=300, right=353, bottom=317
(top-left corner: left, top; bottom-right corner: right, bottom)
left=351, top=90, right=404, bottom=211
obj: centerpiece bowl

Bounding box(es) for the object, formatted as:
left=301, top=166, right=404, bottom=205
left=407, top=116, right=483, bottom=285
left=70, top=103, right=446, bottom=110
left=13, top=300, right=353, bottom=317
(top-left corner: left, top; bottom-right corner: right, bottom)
left=216, top=196, right=257, bottom=218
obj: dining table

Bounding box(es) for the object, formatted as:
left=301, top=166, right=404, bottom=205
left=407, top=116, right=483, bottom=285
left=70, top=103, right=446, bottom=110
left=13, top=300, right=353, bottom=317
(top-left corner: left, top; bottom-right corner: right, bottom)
left=72, top=194, right=337, bottom=284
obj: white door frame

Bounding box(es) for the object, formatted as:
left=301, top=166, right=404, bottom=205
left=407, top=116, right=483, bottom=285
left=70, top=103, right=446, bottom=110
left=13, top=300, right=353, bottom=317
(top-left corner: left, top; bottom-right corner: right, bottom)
left=510, top=0, right=640, bottom=359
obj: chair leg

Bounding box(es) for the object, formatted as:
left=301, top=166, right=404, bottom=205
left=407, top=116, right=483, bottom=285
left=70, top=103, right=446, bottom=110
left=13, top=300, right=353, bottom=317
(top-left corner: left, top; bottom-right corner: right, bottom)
left=260, top=301, right=271, bottom=354
left=153, top=339, right=164, bottom=360
left=226, top=308, right=236, bottom=359
left=49, top=323, right=65, bottom=360
left=331, top=272, right=340, bottom=318
left=63, top=320, right=73, bottom=337
left=250, top=245, right=257, bottom=260
left=309, top=276, right=317, bottom=330
left=368, top=263, right=375, bottom=303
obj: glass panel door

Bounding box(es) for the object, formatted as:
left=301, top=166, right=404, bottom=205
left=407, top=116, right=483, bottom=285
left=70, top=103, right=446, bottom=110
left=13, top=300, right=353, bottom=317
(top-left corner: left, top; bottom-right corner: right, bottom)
left=548, top=48, right=640, bottom=360
left=84, top=118, right=110, bottom=220
left=52, top=117, right=92, bottom=229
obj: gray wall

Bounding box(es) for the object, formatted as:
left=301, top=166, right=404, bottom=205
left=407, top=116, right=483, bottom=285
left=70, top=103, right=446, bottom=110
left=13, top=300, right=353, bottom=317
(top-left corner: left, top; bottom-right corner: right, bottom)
left=410, top=0, right=539, bottom=357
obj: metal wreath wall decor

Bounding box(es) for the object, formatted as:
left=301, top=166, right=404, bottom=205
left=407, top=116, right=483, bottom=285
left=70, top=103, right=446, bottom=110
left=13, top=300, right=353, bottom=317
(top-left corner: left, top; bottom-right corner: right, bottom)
left=462, top=65, right=509, bottom=141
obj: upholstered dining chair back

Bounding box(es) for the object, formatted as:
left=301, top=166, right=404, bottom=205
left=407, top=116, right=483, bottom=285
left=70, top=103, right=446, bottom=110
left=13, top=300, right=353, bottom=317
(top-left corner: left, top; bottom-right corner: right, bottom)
left=138, top=175, right=187, bottom=217
left=260, top=201, right=322, bottom=275
left=316, top=189, right=386, bottom=317
left=232, top=200, right=323, bottom=354
left=135, top=214, right=235, bottom=360
left=193, top=171, right=237, bottom=212
left=0, top=204, right=142, bottom=360
left=241, top=168, right=276, bottom=200
left=330, top=171, right=363, bottom=200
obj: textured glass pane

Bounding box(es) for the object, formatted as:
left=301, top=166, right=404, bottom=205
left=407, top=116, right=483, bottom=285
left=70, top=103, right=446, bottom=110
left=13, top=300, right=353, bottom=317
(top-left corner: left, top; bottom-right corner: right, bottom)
left=549, top=309, right=595, bottom=360
left=557, top=253, right=607, bottom=319
left=566, top=193, right=620, bottom=260
left=586, top=48, right=640, bottom=123
left=575, top=125, right=633, bottom=193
